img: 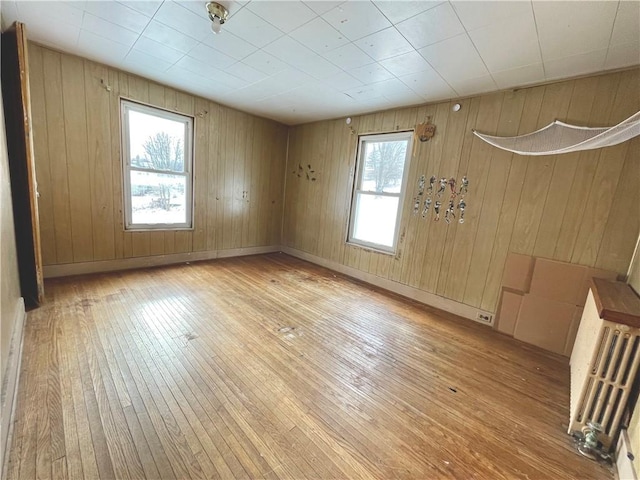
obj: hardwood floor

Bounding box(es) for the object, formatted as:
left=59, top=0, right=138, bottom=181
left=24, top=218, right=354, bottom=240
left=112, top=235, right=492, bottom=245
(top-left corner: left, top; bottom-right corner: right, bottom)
left=6, top=253, right=612, bottom=479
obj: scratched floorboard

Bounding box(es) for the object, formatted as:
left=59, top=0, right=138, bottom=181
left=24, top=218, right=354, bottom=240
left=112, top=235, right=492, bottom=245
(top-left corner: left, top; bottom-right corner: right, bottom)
left=6, top=253, right=612, bottom=479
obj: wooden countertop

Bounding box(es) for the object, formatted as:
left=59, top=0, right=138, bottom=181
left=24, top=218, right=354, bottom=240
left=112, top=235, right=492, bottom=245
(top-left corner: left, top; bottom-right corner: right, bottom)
left=591, top=277, right=640, bottom=328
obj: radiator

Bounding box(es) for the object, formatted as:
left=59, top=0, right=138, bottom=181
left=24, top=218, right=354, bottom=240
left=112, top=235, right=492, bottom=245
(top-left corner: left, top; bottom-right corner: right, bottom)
left=569, top=291, right=640, bottom=449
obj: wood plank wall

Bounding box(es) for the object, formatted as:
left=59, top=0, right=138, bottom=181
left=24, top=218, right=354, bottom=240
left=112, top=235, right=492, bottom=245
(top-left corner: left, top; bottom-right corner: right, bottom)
left=28, top=44, right=287, bottom=267
left=283, top=68, right=640, bottom=313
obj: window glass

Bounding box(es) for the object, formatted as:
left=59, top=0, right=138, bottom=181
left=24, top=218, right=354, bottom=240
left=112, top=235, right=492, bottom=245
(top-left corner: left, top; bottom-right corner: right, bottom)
left=348, top=132, right=412, bottom=252
left=121, top=100, right=193, bottom=230
left=361, top=140, right=408, bottom=193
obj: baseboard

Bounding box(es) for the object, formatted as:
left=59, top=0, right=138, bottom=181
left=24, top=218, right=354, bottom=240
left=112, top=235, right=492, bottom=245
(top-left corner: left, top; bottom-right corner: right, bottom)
left=281, top=246, right=493, bottom=325
left=1, top=298, right=26, bottom=478
left=43, top=245, right=281, bottom=278
left=617, top=429, right=638, bottom=480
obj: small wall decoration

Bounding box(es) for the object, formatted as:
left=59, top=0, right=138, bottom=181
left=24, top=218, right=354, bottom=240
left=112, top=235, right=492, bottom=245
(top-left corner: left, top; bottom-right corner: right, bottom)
left=437, top=177, right=447, bottom=197
left=434, top=200, right=442, bottom=221
left=457, top=198, right=466, bottom=223
left=427, top=175, right=435, bottom=194
left=292, top=164, right=317, bottom=182
left=416, top=117, right=436, bottom=142
left=414, top=174, right=470, bottom=223
left=412, top=175, right=426, bottom=215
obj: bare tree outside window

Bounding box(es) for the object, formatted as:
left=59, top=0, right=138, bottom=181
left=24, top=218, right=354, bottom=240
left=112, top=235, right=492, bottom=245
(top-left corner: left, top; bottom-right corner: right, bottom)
left=122, top=100, right=193, bottom=229
left=363, top=140, right=407, bottom=193
left=132, top=132, right=184, bottom=210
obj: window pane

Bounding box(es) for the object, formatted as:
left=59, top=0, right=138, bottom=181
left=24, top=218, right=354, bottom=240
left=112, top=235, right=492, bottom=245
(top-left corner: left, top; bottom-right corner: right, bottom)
left=130, top=171, right=187, bottom=225
left=352, top=193, right=399, bottom=248
left=129, top=110, right=186, bottom=172
left=361, top=140, right=408, bottom=193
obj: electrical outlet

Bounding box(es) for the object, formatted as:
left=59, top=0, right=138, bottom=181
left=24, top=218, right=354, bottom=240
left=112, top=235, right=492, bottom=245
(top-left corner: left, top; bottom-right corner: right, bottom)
left=476, top=312, right=493, bottom=324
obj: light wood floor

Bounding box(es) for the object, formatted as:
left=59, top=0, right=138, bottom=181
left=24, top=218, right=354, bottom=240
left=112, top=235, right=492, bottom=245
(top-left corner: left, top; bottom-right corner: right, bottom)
left=6, top=253, right=612, bottom=479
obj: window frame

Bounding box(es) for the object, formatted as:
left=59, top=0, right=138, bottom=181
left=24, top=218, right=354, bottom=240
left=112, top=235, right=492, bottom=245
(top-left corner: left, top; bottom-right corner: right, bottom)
left=347, top=131, right=414, bottom=254
left=120, top=99, right=194, bottom=231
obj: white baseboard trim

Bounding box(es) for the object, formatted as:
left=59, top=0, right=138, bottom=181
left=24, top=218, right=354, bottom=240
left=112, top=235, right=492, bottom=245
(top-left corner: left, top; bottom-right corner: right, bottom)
left=617, top=429, right=638, bottom=480
left=1, top=297, right=26, bottom=478
left=43, top=245, right=281, bottom=278
left=281, top=246, right=493, bottom=325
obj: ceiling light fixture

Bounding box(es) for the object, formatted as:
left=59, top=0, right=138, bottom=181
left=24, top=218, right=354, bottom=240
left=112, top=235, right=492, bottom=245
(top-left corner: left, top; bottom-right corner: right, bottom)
left=206, top=2, right=228, bottom=35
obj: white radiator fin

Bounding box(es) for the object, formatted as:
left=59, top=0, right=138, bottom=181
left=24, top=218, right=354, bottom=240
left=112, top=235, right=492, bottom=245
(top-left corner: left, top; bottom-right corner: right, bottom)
left=570, top=322, right=640, bottom=448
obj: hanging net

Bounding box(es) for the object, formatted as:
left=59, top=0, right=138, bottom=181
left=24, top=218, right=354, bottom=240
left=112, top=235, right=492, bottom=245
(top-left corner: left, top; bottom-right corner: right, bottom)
left=473, top=110, right=640, bottom=156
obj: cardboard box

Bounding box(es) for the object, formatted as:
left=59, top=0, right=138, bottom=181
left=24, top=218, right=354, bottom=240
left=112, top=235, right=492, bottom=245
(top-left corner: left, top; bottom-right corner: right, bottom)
left=564, top=306, right=585, bottom=357
left=529, top=258, right=588, bottom=305
left=496, top=289, right=523, bottom=336
left=503, top=253, right=536, bottom=292
left=514, top=294, right=576, bottom=355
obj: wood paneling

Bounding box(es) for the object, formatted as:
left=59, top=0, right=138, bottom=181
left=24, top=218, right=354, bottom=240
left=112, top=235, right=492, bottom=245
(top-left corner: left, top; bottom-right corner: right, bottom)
left=7, top=254, right=612, bottom=479
left=283, top=68, right=640, bottom=313
left=29, top=44, right=287, bottom=267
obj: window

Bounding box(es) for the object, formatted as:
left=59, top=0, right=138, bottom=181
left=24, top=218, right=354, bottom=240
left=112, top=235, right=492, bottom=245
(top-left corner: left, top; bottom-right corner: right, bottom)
left=348, top=132, right=413, bottom=253
left=121, top=100, right=194, bottom=230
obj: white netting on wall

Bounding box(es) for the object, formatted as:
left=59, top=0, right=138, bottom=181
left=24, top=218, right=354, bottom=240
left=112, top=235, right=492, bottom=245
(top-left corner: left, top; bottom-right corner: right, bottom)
left=473, top=111, right=640, bottom=156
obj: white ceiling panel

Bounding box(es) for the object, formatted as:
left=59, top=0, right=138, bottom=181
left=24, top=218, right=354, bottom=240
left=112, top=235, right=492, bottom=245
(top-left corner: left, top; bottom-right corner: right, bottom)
left=289, top=17, right=349, bottom=54
left=8, top=0, right=639, bottom=125
left=491, top=63, right=545, bottom=90
left=323, top=0, right=392, bottom=41
left=133, top=36, right=184, bottom=64
left=373, top=1, right=443, bottom=24
left=83, top=1, right=152, bottom=33
left=610, top=1, right=640, bottom=47
left=379, top=50, right=433, bottom=77
left=205, top=68, right=250, bottom=89
left=125, top=49, right=174, bottom=73
left=117, top=1, right=163, bottom=17
left=142, top=20, right=199, bottom=53
left=354, top=27, right=414, bottom=61
left=303, top=1, right=345, bottom=16
left=398, top=67, right=456, bottom=99
left=605, top=41, right=640, bottom=70
left=396, top=2, right=465, bottom=50
left=223, top=6, right=284, bottom=47
left=1, top=1, right=18, bottom=30
left=544, top=49, right=608, bottom=80
left=154, top=1, right=212, bottom=40
left=82, top=13, right=139, bottom=48
left=163, top=64, right=222, bottom=91
left=188, top=42, right=236, bottom=69
left=202, top=31, right=257, bottom=60
left=419, top=33, right=488, bottom=82
left=77, top=29, right=131, bottom=64
left=451, top=0, right=531, bottom=32
left=226, top=61, right=268, bottom=83
left=468, top=11, right=541, bottom=72
left=229, top=68, right=312, bottom=101
left=296, top=54, right=342, bottom=80
left=241, top=50, right=289, bottom=75
left=448, top=74, right=498, bottom=97
left=175, top=54, right=223, bottom=78
left=322, top=71, right=363, bottom=91
left=21, top=17, right=81, bottom=50
left=263, top=35, right=315, bottom=66
left=347, top=63, right=394, bottom=84
left=246, top=0, right=316, bottom=33
left=323, top=43, right=374, bottom=70
left=372, top=77, right=422, bottom=100
left=534, top=1, right=618, bottom=61
left=17, top=1, right=84, bottom=27
left=343, top=84, right=386, bottom=102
